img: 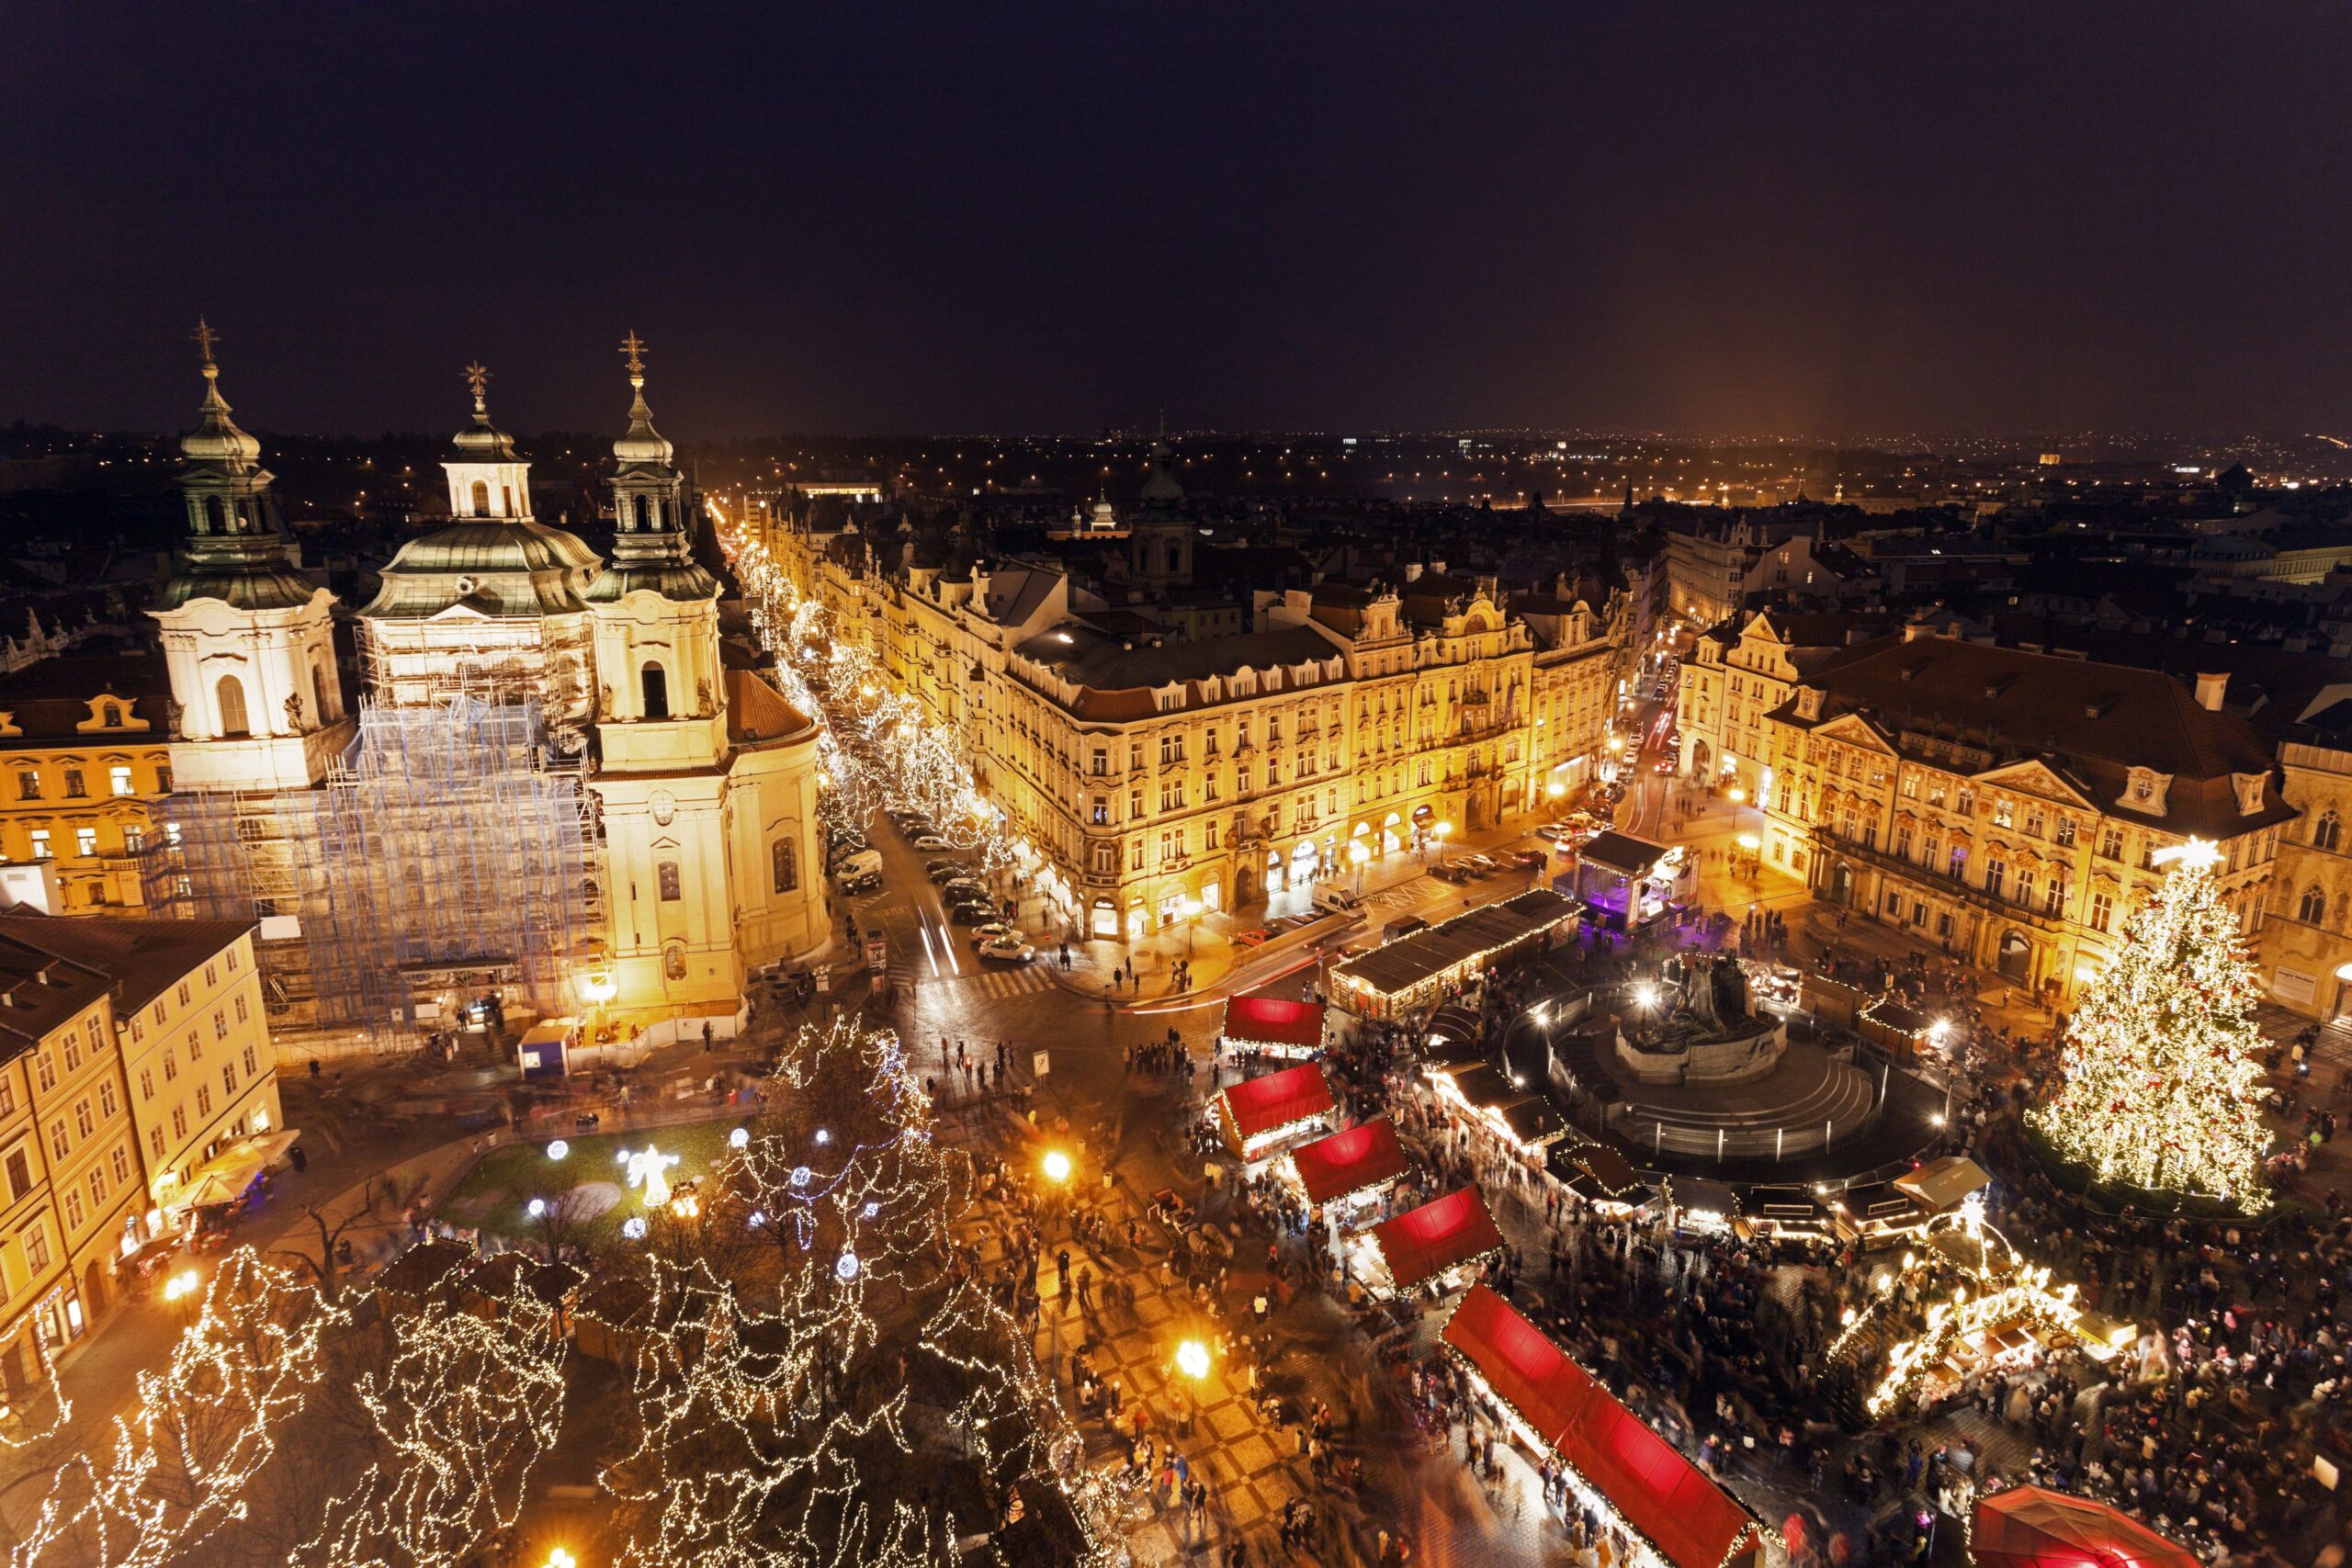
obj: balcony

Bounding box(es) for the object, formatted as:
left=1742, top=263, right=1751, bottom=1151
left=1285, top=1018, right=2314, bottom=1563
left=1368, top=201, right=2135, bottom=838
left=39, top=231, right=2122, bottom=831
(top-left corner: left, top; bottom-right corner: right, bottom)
left=1809, top=827, right=2070, bottom=934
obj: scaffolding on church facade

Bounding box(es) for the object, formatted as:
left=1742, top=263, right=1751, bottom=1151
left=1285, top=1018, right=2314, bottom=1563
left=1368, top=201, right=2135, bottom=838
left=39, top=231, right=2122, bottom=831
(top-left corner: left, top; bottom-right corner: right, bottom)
left=145, top=695, right=603, bottom=1045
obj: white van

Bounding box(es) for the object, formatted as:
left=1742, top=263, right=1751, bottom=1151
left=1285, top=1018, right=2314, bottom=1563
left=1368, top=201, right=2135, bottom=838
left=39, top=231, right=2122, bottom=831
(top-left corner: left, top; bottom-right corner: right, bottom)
left=1310, top=886, right=1361, bottom=915
left=833, top=849, right=884, bottom=883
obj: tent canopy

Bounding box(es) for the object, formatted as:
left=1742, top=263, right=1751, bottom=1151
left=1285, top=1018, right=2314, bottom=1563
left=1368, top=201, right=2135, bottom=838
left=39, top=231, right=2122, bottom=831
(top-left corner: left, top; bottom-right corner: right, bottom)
left=1221, top=994, right=1327, bottom=1051
left=1894, top=1155, right=1992, bottom=1213
left=1971, top=1486, right=2199, bottom=1568
left=1371, top=1188, right=1503, bottom=1292
left=1216, top=1063, right=1334, bottom=1145
left=1290, top=1120, right=1411, bottom=1207
left=1443, top=1284, right=1768, bottom=1568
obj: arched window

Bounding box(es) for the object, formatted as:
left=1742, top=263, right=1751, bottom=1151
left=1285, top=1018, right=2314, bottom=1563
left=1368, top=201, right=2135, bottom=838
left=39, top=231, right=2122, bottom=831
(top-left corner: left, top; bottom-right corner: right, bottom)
left=215, top=675, right=249, bottom=739
left=640, top=663, right=670, bottom=720
left=469, top=479, right=490, bottom=516
left=1166, top=542, right=1182, bottom=574
left=634, top=495, right=652, bottom=531
left=657, top=860, right=682, bottom=902
left=201, top=496, right=225, bottom=534
left=772, top=837, right=797, bottom=893
left=101, top=704, right=122, bottom=728
left=2300, top=884, right=2327, bottom=924
left=2317, top=811, right=2341, bottom=852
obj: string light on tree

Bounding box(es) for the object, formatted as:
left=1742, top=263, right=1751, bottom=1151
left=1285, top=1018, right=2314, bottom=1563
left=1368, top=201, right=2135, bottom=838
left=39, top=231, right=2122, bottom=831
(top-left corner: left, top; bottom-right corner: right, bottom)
left=2028, top=836, right=2273, bottom=1213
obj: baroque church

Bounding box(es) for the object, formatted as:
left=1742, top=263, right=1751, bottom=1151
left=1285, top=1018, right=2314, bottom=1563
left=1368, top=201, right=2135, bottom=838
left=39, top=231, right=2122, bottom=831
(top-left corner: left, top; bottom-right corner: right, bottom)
left=146, top=333, right=828, bottom=1043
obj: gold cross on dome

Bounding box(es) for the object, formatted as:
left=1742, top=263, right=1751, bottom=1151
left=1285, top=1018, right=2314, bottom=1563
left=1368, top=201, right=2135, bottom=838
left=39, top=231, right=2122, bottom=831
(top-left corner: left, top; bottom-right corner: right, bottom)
left=463, top=361, right=492, bottom=402
left=620, top=331, right=647, bottom=378
left=191, top=318, right=219, bottom=371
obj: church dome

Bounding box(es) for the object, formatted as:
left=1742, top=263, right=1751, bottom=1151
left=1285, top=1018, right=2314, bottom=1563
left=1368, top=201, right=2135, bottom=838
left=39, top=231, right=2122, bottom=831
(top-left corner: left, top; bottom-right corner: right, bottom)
left=361, top=519, right=601, bottom=618
left=612, top=386, right=673, bottom=468
left=181, top=375, right=262, bottom=467
left=450, top=361, right=517, bottom=458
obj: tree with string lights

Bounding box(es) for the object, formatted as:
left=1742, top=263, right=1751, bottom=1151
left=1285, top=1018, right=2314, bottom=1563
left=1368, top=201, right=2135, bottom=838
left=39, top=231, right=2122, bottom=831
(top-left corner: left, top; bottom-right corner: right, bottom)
left=2029, top=837, right=2275, bottom=1212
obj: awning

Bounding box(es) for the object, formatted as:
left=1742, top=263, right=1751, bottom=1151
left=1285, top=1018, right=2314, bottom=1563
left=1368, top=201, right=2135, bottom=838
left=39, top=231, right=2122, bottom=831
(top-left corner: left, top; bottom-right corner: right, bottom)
left=1667, top=1177, right=1740, bottom=1224
left=1971, top=1486, right=2199, bottom=1568
left=1442, top=1284, right=1771, bottom=1568
left=1435, top=1062, right=1521, bottom=1111
left=1289, top=1120, right=1411, bottom=1207
left=1548, top=1142, right=1654, bottom=1208
left=1371, top=1188, right=1503, bottom=1292
left=1216, top=1063, right=1334, bottom=1150
left=1577, top=829, right=1674, bottom=878
left=165, top=1130, right=301, bottom=1213
left=1894, top=1155, right=1991, bottom=1213
left=1221, top=995, right=1328, bottom=1052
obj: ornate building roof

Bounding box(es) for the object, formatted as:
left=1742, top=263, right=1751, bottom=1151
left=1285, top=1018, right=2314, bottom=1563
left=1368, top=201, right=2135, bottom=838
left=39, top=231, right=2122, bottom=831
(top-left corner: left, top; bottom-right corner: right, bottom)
left=362, top=520, right=600, bottom=618
left=154, top=323, right=322, bottom=615
left=584, top=334, right=720, bottom=605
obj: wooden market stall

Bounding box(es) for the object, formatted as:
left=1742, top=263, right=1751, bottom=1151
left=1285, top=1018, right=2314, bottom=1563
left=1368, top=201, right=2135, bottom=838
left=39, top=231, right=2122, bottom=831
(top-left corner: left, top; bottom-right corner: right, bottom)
left=1287, top=1118, right=1413, bottom=1217
left=1330, top=890, right=1579, bottom=1020
left=1214, top=1062, right=1337, bottom=1160
left=1442, top=1285, right=1778, bottom=1568
left=1219, top=995, right=1329, bottom=1060
left=1367, top=1187, right=1505, bottom=1297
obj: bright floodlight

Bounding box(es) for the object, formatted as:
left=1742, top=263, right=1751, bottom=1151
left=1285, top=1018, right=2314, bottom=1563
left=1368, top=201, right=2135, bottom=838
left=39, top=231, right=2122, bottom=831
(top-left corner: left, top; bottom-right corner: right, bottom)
left=526, top=1198, right=547, bottom=1218
left=546, top=1140, right=569, bottom=1161
left=1042, top=1149, right=1073, bottom=1184
left=1176, top=1339, right=1211, bottom=1380
left=729, top=1126, right=751, bottom=1148
left=1633, top=982, right=1661, bottom=1010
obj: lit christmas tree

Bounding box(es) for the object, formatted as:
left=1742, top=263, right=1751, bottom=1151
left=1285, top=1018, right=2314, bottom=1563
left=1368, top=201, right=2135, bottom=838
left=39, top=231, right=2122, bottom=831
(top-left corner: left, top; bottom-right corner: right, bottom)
left=2029, top=838, right=2274, bottom=1212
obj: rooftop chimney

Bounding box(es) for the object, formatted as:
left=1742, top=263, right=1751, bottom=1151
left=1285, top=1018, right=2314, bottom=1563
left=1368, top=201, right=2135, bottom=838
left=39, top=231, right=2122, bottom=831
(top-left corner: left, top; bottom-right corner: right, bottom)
left=2195, top=671, right=2229, bottom=712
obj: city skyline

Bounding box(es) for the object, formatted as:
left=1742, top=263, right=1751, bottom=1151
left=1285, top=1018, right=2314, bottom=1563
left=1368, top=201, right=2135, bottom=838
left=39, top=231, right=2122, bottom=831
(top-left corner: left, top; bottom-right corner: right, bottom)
left=8, top=5, right=2352, bottom=438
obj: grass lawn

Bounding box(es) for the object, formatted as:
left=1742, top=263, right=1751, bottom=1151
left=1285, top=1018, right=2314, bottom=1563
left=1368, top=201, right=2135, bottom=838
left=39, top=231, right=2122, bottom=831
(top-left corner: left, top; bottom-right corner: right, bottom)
left=441, top=1116, right=757, bottom=1242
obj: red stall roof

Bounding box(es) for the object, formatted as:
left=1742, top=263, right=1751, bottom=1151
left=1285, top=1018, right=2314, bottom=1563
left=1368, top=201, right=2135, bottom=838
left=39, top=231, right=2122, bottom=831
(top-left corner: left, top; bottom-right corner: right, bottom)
left=1222, top=994, right=1328, bottom=1050
left=1442, top=1284, right=1769, bottom=1568
left=1217, top=1063, right=1335, bottom=1144
left=1370, top=1187, right=1503, bottom=1292
left=1972, top=1486, right=2199, bottom=1568
left=1289, top=1119, right=1410, bottom=1206
left=1441, top=1282, right=1591, bottom=1443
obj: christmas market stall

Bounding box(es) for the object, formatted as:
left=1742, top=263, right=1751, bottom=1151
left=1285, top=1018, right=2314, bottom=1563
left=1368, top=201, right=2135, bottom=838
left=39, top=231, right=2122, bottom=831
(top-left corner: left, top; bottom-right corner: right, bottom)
left=1442, top=1285, right=1781, bottom=1568
left=1364, top=1187, right=1505, bottom=1298
left=1425, top=1060, right=1571, bottom=1157
left=1664, top=1176, right=1741, bottom=1238
left=1970, top=1485, right=2199, bottom=1568
left=1285, top=1118, right=1413, bottom=1224
left=1330, top=889, right=1579, bottom=1021
left=1824, top=1180, right=1922, bottom=1249
left=1736, top=1185, right=1835, bottom=1250
left=1546, top=1141, right=1657, bottom=1217
left=1569, top=831, right=1689, bottom=933
left=1214, top=1061, right=1337, bottom=1161
left=1892, top=1155, right=1991, bottom=1220
left=1218, top=994, right=1329, bottom=1061
left=1857, top=996, right=1935, bottom=1059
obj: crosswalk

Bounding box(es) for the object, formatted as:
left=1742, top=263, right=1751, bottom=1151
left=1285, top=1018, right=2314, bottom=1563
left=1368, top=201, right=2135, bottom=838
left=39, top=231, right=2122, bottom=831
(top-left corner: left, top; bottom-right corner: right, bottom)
left=956, top=965, right=1056, bottom=999
left=884, top=956, right=1056, bottom=999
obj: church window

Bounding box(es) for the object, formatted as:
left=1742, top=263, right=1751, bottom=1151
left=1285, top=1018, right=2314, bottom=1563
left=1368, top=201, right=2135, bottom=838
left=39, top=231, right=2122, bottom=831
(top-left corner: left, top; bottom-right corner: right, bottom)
left=657, top=860, right=682, bottom=901
left=2301, top=884, right=2327, bottom=924
left=640, top=663, right=670, bottom=720
left=1166, top=542, right=1182, bottom=575
left=634, top=495, right=652, bottom=531
left=215, top=676, right=250, bottom=739
left=469, top=479, right=490, bottom=516
left=771, top=837, right=797, bottom=893
left=2316, top=811, right=2342, bottom=852
left=202, top=496, right=225, bottom=534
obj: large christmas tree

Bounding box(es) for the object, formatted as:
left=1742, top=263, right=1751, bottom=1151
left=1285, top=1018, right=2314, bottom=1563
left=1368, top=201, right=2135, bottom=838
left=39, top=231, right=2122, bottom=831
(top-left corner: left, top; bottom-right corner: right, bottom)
left=2028, top=838, right=2274, bottom=1212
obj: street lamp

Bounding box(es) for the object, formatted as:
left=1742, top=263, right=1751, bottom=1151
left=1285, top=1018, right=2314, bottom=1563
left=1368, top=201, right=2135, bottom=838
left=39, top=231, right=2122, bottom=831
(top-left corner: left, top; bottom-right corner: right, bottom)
left=1433, top=820, right=1453, bottom=867
left=1175, top=1339, right=1212, bottom=1381
left=1348, top=840, right=1370, bottom=892
left=1179, top=897, right=1201, bottom=959
left=1041, top=1149, right=1072, bottom=1185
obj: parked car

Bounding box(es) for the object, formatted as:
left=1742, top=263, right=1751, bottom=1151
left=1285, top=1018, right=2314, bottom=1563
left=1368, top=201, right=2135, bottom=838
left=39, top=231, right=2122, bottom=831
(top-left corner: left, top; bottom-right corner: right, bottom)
left=1534, top=822, right=1573, bottom=842
left=926, top=861, right=969, bottom=883
left=839, top=871, right=885, bottom=897
left=911, top=833, right=953, bottom=852
left=969, top=921, right=1016, bottom=948
left=1310, top=886, right=1361, bottom=914
left=1502, top=849, right=1548, bottom=870
left=1234, top=927, right=1273, bottom=947
left=941, top=879, right=989, bottom=901
left=1454, top=853, right=1498, bottom=875
left=947, top=901, right=992, bottom=926
left=976, top=934, right=1035, bottom=964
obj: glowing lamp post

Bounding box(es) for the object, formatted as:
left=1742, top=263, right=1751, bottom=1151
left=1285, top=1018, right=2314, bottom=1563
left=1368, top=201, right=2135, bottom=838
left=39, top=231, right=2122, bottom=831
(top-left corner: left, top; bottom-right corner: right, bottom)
left=1041, top=1149, right=1072, bottom=1186
left=1175, top=1339, right=1211, bottom=1381
left=577, top=970, right=616, bottom=1043
left=1433, top=820, right=1453, bottom=867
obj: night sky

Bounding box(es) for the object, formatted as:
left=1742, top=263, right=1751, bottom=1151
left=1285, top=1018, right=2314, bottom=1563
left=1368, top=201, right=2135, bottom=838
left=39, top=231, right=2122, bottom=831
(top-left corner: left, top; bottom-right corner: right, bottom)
left=6, top=4, right=2351, bottom=439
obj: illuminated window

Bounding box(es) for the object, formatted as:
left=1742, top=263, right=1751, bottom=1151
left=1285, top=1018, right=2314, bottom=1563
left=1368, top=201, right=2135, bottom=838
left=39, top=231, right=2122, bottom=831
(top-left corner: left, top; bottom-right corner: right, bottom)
left=657, top=861, right=682, bottom=901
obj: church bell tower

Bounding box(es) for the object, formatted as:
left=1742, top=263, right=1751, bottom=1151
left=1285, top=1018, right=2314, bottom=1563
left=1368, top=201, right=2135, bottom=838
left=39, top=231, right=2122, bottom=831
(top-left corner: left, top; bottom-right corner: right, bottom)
left=149, top=321, right=351, bottom=792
